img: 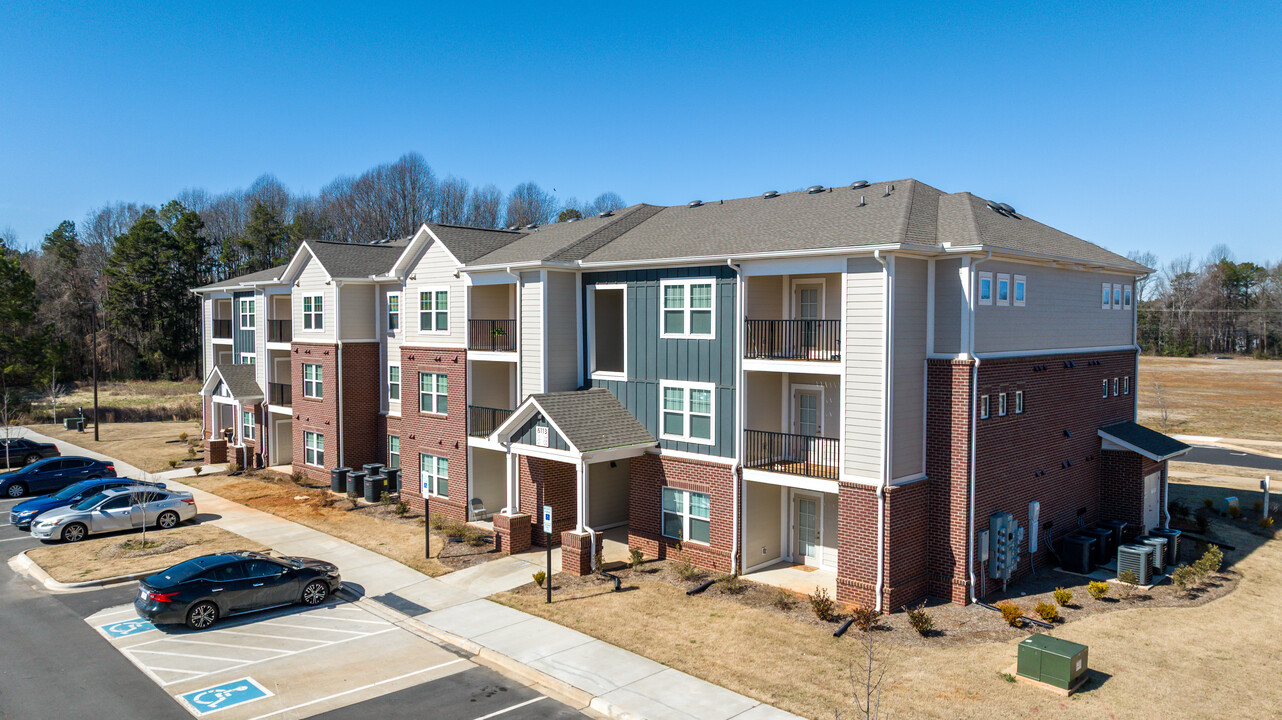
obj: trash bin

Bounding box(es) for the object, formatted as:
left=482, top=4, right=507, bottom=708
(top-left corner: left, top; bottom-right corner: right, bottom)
left=1099, top=519, right=1128, bottom=549
left=1059, top=534, right=1096, bottom=574
left=74, top=418, right=86, bottom=432
left=63, top=417, right=77, bottom=430
left=364, top=474, right=385, bottom=503
left=362, top=463, right=384, bottom=478
left=330, top=467, right=350, bottom=493
left=1080, top=527, right=1113, bottom=567
left=347, top=471, right=366, bottom=496
left=1148, top=527, right=1181, bottom=567
left=1017, top=633, right=1089, bottom=691
left=384, top=467, right=400, bottom=493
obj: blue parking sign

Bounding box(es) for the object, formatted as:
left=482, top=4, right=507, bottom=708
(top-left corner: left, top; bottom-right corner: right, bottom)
left=179, top=678, right=273, bottom=715
left=100, top=618, right=156, bottom=638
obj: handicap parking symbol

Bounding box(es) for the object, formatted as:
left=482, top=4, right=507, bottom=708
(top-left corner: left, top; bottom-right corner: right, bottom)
left=179, top=678, right=273, bottom=715
left=100, top=619, right=156, bottom=638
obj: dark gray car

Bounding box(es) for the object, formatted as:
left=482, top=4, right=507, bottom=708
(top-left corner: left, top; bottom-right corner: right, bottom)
left=0, top=438, right=60, bottom=469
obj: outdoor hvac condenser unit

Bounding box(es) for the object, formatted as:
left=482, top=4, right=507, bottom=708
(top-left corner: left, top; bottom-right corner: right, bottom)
left=1116, top=543, right=1154, bottom=586
left=1139, top=536, right=1168, bottom=573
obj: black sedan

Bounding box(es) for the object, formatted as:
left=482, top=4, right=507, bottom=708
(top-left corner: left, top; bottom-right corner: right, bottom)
left=1, top=457, right=117, bottom=498
left=0, top=438, right=60, bottom=469
left=135, top=551, right=342, bottom=629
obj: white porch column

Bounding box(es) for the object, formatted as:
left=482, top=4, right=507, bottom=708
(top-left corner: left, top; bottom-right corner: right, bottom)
left=575, top=458, right=589, bottom=533
left=503, top=446, right=516, bottom=515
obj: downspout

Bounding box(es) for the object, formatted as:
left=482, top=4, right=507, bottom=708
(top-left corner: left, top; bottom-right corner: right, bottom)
left=335, top=280, right=345, bottom=468
left=728, top=258, right=743, bottom=575
left=966, top=252, right=991, bottom=604
left=873, top=251, right=890, bottom=612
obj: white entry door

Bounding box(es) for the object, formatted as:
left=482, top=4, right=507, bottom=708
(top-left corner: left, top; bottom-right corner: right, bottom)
left=794, top=493, right=821, bottom=567
left=792, top=387, right=824, bottom=467
left=793, top=283, right=822, bottom=358
left=1143, top=470, right=1162, bottom=531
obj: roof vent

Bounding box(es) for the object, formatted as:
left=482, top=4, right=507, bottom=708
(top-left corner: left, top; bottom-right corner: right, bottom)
left=507, top=225, right=520, bottom=230
left=883, top=184, right=894, bottom=197
left=597, top=210, right=613, bottom=218
left=688, top=200, right=703, bottom=208
left=762, top=190, right=779, bottom=199
left=523, top=223, right=538, bottom=230
left=850, top=180, right=870, bottom=190
left=567, top=217, right=579, bottom=223
left=998, top=202, right=1016, bottom=215
left=806, top=185, right=824, bottom=194
left=858, top=195, right=867, bottom=207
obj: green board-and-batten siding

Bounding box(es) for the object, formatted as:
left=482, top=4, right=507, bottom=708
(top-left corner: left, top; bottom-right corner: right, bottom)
left=511, top=411, right=569, bottom=451
left=233, top=291, right=255, bottom=360
left=583, top=266, right=737, bottom=458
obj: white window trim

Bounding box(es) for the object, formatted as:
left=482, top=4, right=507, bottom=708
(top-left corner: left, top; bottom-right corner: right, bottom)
left=420, top=453, right=449, bottom=498
left=1015, top=390, right=1024, bottom=414
left=1123, top=284, right=1133, bottom=310
left=789, top=278, right=827, bottom=320
left=418, top=371, right=448, bottom=416
left=1113, top=377, right=1119, bottom=396
left=588, top=284, right=628, bottom=381
left=239, top=352, right=255, bottom=365
left=661, top=486, right=711, bottom=545
left=301, top=294, right=324, bottom=332
left=1123, top=376, right=1130, bottom=395
left=1101, top=283, right=1112, bottom=310
left=980, top=394, right=990, bottom=419
left=978, top=272, right=993, bottom=305
left=303, top=431, right=324, bottom=468
left=998, top=392, right=1008, bottom=416
left=388, top=435, right=400, bottom=470
left=418, top=287, right=450, bottom=335
left=238, top=298, right=255, bottom=330
left=658, top=277, right=716, bottom=339
left=659, top=379, right=716, bottom=445
left=387, top=292, right=401, bottom=334
left=1112, top=284, right=1122, bottom=309
left=242, top=410, right=255, bottom=441
left=303, top=363, right=323, bottom=399
left=388, top=363, right=401, bottom=403
left=996, top=273, right=1010, bottom=307
left=1102, top=379, right=1109, bottom=398
left=1013, top=275, right=1026, bottom=307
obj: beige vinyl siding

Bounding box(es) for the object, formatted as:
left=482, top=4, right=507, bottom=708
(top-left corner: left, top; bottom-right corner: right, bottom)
left=745, top=372, right=783, bottom=432
left=544, top=271, right=579, bottom=392
left=339, top=283, right=376, bottom=341
left=892, top=257, right=927, bottom=478
left=745, top=275, right=781, bottom=318
left=405, top=240, right=466, bottom=347
left=293, top=256, right=335, bottom=343
left=587, top=459, right=630, bottom=528
left=974, top=262, right=1135, bottom=354
left=745, top=482, right=783, bottom=569
left=254, top=289, right=266, bottom=388
left=469, top=448, right=505, bottom=518
left=744, top=272, right=841, bottom=319
left=820, top=492, right=838, bottom=568
left=470, top=284, right=513, bottom=320
left=470, top=361, right=514, bottom=409
left=933, top=258, right=964, bottom=354
left=788, top=373, right=840, bottom=438
left=519, top=271, right=544, bottom=399
left=844, top=257, right=884, bottom=480
left=202, top=296, right=214, bottom=376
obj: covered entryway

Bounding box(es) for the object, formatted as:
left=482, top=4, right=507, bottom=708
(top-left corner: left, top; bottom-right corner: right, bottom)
left=200, top=364, right=264, bottom=468
left=1099, top=422, right=1192, bottom=535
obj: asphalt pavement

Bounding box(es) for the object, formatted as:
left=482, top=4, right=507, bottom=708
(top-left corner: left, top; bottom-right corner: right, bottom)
left=1183, top=446, right=1282, bottom=472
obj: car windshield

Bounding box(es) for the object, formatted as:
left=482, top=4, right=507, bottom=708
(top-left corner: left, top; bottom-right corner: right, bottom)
left=71, top=492, right=111, bottom=511
left=53, top=481, right=93, bottom=500
left=156, top=559, right=210, bottom=584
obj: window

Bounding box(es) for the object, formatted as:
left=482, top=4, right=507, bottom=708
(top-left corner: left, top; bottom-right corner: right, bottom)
left=997, top=273, right=1010, bottom=306
left=998, top=393, right=1008, bottom=417
left=302, top=295, right=323, bottom=330
left=1015, top=390, right=1024, bottom=414
left=662, top=487, right=710, bottom=544
left=980, top=394, right=990, bottom=419
left=388, top=364, right=400, bottom=402
left=1123, top=376, right=1130, bottom=395
left=659, top=380, right=715, bottom=444
left=1014, top=275, right=1026, bottom=307
left=242, top=410, right=254, bottom=441
left=1112, top=284, right=1122, bottom=309
left=304, top=431, right=324, bottom=467
left=208, top=562, right=248, bottom=582
left=1113, top=378, right=1119, bottom=396
left=1102, top=379, right=1109, bottom=398
left=238, top=298, right=255, bottom=329
left=388, top=435, right=400, bottom=470
left=419, top=289, right=449, bottom=333
left=978, top=272, right=993, bottom=305
left=420, top=453, right=448, bottom=497
left=387, top=293, right=400, bottom=332
left=660, top=279, right=715, bottom=338
left=239, top=353, right=255, bottom=365
left=419, top=372, right=448, bottom=414
left=1102, top=283, right=1112, bottom=310
left=1123, top=285, right=1133, bottom=310
left=590, top=286, right=626, bottom=377
left=303, top=363, right=323, bottom=399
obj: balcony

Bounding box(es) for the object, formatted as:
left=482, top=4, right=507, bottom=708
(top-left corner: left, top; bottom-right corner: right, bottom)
left=744, top=320, right=840, bottom=362
left=269, top=382, right=292, bottom=406
left=268, top=319, right=292, bottom=343
left=212, top=319, right=233, bottom=340
left=468, top=319, right=516, bottom=352
left=744, top=429, right=839, bottom=481
left=468, top=405, right=513, bottom=438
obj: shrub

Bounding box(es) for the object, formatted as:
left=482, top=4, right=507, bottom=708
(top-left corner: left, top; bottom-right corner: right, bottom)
left=179, top=432, right=189, bottom=442
left=809, top=587, right=836, bottom=622
left=1194, top=544, right=1223, bottom=575
left=463, top=526, right=489, bottom=547
left=628, top=547, right=644, bottom=569
left=228, top=462, right=242, bottom=474
left=904, top=603, right=934, bottom=636
left=771, top=589, right=795, bottom=611
left=1195, top=514, right=1209, bottom=533
left=1170, top=499, right=1190, bottom=518
left=1087, top=580, right=1110, bottom=600
left=394, top=498, right=409, bottom=516
left=168, top=459, right=178, bottom=468
left=1227, top=504, right=1242, bottom=519
left=593, top=549, right=606, bottom=574
left=1052, top=587, right=1073, bottom=607
left=1261, top=517, right=1274, bottom=530
left=291, top=470, right=305, bottom=484
left=674, top=560, right=700, bottom=581
left=1202, top=497, right=1214, bottom=509
left=442, top=519, right=467, bottom=541
left=193, top=465, right=203, bottom=476
left=996, top=601, right=1024, bottom=627
left=850, top=605, right=878, bottom=632
left=428, top=513, right=448, bottom=531
left=1034, top=602, right=1060, bottom=623
left=715, top=573, right=744, bottom=594
left=187, top=446, right=196, bottom=458
left=533, top=570, right=546, bottom=588
left=1171, top=564, right=1198, bottom=593
left=1116, top=569, right=1138, bottom=599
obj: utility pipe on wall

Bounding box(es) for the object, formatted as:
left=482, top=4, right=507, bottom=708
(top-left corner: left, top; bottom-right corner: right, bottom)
left=872, top=251, right=892, bottom=612
left=966, top=252, right=991, bottom=604
left=728, top=258, right=743, bottom=575
left=335, top=279, right=345, bottom=468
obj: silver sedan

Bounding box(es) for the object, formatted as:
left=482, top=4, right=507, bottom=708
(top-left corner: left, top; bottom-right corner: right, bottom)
left=30, top=486, right=198, bottom=542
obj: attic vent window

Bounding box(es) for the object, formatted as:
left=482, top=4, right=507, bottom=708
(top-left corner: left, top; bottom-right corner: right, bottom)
left=688, top=200, right=703, bottom=208
left=806, top=185, right=824, bottom=194
left=762, top=190, right=779, bottom=199
left=850, top=180, right=869, bottom=189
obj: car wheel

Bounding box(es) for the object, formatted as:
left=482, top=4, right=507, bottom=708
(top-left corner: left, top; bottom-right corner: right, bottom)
left=156, top=511, right=180, bottom=530
left=6, top=482, right=28, bottom=498
left=186, top=601, right=218, bottom=630
left=24, top=454, right=40, bottom=466
left=61, top=523, right=87, bottom=543
left=301, top=580, right=329, bottom=606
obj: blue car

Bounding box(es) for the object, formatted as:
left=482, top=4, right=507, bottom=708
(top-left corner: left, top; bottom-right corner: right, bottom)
left=0, top=457, right=117, bottom=499
left=9, top=477, right=161, bottom=529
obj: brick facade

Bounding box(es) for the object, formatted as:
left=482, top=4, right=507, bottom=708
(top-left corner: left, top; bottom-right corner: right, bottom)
left=560, top=530, right=603, bottom=576
left=627, top=453, right=735, bottom=573
left=925, top=358, right=974, bottom=603
left=397, top=346, right=469, bottom=521
left=291, top=342, right=340, bottom=483
left=1100, top=452, right=1165, bottom=540
left=517, top=456, right=577, bottom=546
left=494, top=511, right=531, bottom=554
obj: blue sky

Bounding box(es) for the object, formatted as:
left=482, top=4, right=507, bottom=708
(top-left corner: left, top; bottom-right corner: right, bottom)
left=2, top=1, right=1278, bottom=267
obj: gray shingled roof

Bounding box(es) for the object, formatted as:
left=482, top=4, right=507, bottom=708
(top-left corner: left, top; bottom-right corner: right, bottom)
left=1099, top=422, right=1191, bottom=461
left=530, top=388, right=656, bottom=452
left=465, top=209, right=647, bottom=267
left=425, top=224, right=526, bottom=264
left=213, top=364, right=263, bottom=400
left=304, top=239, right=409, bottom=278
left=193, top=265, right=288, bottom=292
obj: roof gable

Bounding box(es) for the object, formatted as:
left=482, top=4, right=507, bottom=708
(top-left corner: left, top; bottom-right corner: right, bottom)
left=494, top=388, right=655, bottom=455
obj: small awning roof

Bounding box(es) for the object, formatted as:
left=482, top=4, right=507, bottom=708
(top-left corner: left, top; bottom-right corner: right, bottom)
left=1098, top=422, right=1191, bottom=462
left=494, top=388, right=656, bottom=457
left=200, top=364, right=264, bottom=402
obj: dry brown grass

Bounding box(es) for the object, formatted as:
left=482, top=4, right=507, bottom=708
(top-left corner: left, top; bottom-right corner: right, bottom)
left=1139, top=355, right=1282, bottom=440
left=182, top=472, right=452, bottom=578
left=26, top=420, right=202, bottom=473
left=27, top=524, right=265, bottom=583
left=26, top=380, right=201, bottom=424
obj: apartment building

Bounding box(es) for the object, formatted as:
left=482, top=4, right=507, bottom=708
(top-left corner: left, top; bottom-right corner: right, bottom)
left=192, top=179, right=1188, bottom=611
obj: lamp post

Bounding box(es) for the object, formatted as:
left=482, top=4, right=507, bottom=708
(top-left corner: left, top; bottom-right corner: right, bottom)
left=80, top=301, right=99, bottom=442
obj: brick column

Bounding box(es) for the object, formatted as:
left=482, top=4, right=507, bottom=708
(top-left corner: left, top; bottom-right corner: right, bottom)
left=560, top=530, right=602, bottom=576
left=494, top=512, right=531, bottom=554
left=206, top=439, right=227, bottom=464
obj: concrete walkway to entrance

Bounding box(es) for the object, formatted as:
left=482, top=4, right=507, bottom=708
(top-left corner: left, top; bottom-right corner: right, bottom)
left=15, top=428, right=802, bottom=720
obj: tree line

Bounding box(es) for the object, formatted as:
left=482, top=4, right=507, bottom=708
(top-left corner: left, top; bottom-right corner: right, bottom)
left=0, top=152, right=625, bottom=386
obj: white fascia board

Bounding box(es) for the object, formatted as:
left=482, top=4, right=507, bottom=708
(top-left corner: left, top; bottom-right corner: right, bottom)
left=742, top=467, right=840, bottom=495
left=582, top=442, right=658, bottom=463
left=491, top=397, right=577, bottom=454
left=389, top=224, right=435, bottom=277
left=1098, top=431, right=1191, bottom=462
left=462, top=270, right=518, bottom=287
left=975, top=344, right=1137, bottom=360
left=941, top=244, right=1147, bottom=275
left=505, top=443, right=581, bottom=463
left=739, top=256, right=847, bottom=277
left=199, top=367, right=226, bottom=395
left=460, top=260, right=573, bottom=273
left=743, top=358, right=843, bottom=375
left=280, top=242, right=328, bottom=285
left=574, top=243, right=938, bottom=270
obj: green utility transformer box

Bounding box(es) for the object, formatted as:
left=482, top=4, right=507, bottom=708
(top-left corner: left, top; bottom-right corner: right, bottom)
left=1016, top=634, right=1089, bottom=690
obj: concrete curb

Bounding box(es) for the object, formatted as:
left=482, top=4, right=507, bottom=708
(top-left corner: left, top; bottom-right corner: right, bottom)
left=8, top=550, right=151, bottom=592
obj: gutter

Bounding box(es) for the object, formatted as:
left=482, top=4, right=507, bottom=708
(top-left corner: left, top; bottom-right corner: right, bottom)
left=872, top=250, right=891, bottom=612
left=727, top=257, right=744, bottom=575
left=335, top=279, right=345, bottom=468
left=966, top=252, right=992, bottom=604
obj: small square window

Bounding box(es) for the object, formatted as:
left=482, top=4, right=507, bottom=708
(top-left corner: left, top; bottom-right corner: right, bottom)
left=997, top=274, right=1010, bottom=306
left=1102, top=283, right=1112, bottom=310
left=302, top=295, right=324, bottom=330
left=998, top=393, right=1007, bottom=416
left=979, top=272, right=993, bottom=305
left=1123, top=285, right=1133, bottom=310
left=980, top=394, right=990, bottom=420
left=1112, top=284, right=1122, bottom=309
left=1014, top=275, right=1026, bottom=307
left=303, top=363, right=323, bottom=399
left=1015, top=390, right=1024, bottom=414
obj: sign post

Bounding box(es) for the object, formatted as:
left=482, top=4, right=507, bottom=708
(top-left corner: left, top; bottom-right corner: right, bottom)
left=543, top=505, right=553, bottom=604
left=1263, top=476, right=1271, bottom=519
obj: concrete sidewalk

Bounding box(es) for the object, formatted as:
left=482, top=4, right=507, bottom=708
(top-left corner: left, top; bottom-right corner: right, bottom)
left=14, top=428, right=802, bottom=720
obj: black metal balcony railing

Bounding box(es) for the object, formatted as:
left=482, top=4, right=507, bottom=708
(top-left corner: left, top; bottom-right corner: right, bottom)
left=744, top=319, right=841, bottom=361
left=268, top=319, right=292, bottom=343
left=468, top=405, right=514, bottom=438
left=212, top=319, right=233, bottom=339
left=269, top=382, right=292, bottom=406
left=744, top=429, right=840, bottom=481
left=468, top=319, right=517, bottom=352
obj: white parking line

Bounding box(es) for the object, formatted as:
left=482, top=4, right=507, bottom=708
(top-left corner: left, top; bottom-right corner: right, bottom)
left=142, top=666, right=206, bottom=676
left=254, top=621, right=370, bottom=634
left=0, top=535, right=34, bottom=543
left=474, top=697, right=546, bottom=719
left=288, top=614, right=389, bottom=626
left=154, top=627, right=398, bottom=686
left=127, top=648, right=247, bottom=663
left=152, top=638, right=289, bottom=654
left=206, top=629, right=330, bottom=644
left=246, top=659, right=467, bottom=720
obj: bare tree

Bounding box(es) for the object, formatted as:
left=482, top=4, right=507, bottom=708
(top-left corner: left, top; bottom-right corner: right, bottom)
left=43, top=371, right=65, bottom=424
left=0, top=390, right=20, bottom=468
left=586, top=191, right=626, bottom=217
left=1128, top=250, right=1159, bottom=301
left=505, top=182, right=557, bottom=228
left=437, top=176, right=470, bottom=225
left=1152, top=378, right=1170, bottom=433
left=465, top=184, right=503, bottom=229
left=835, top=634, right=892, bottom=720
